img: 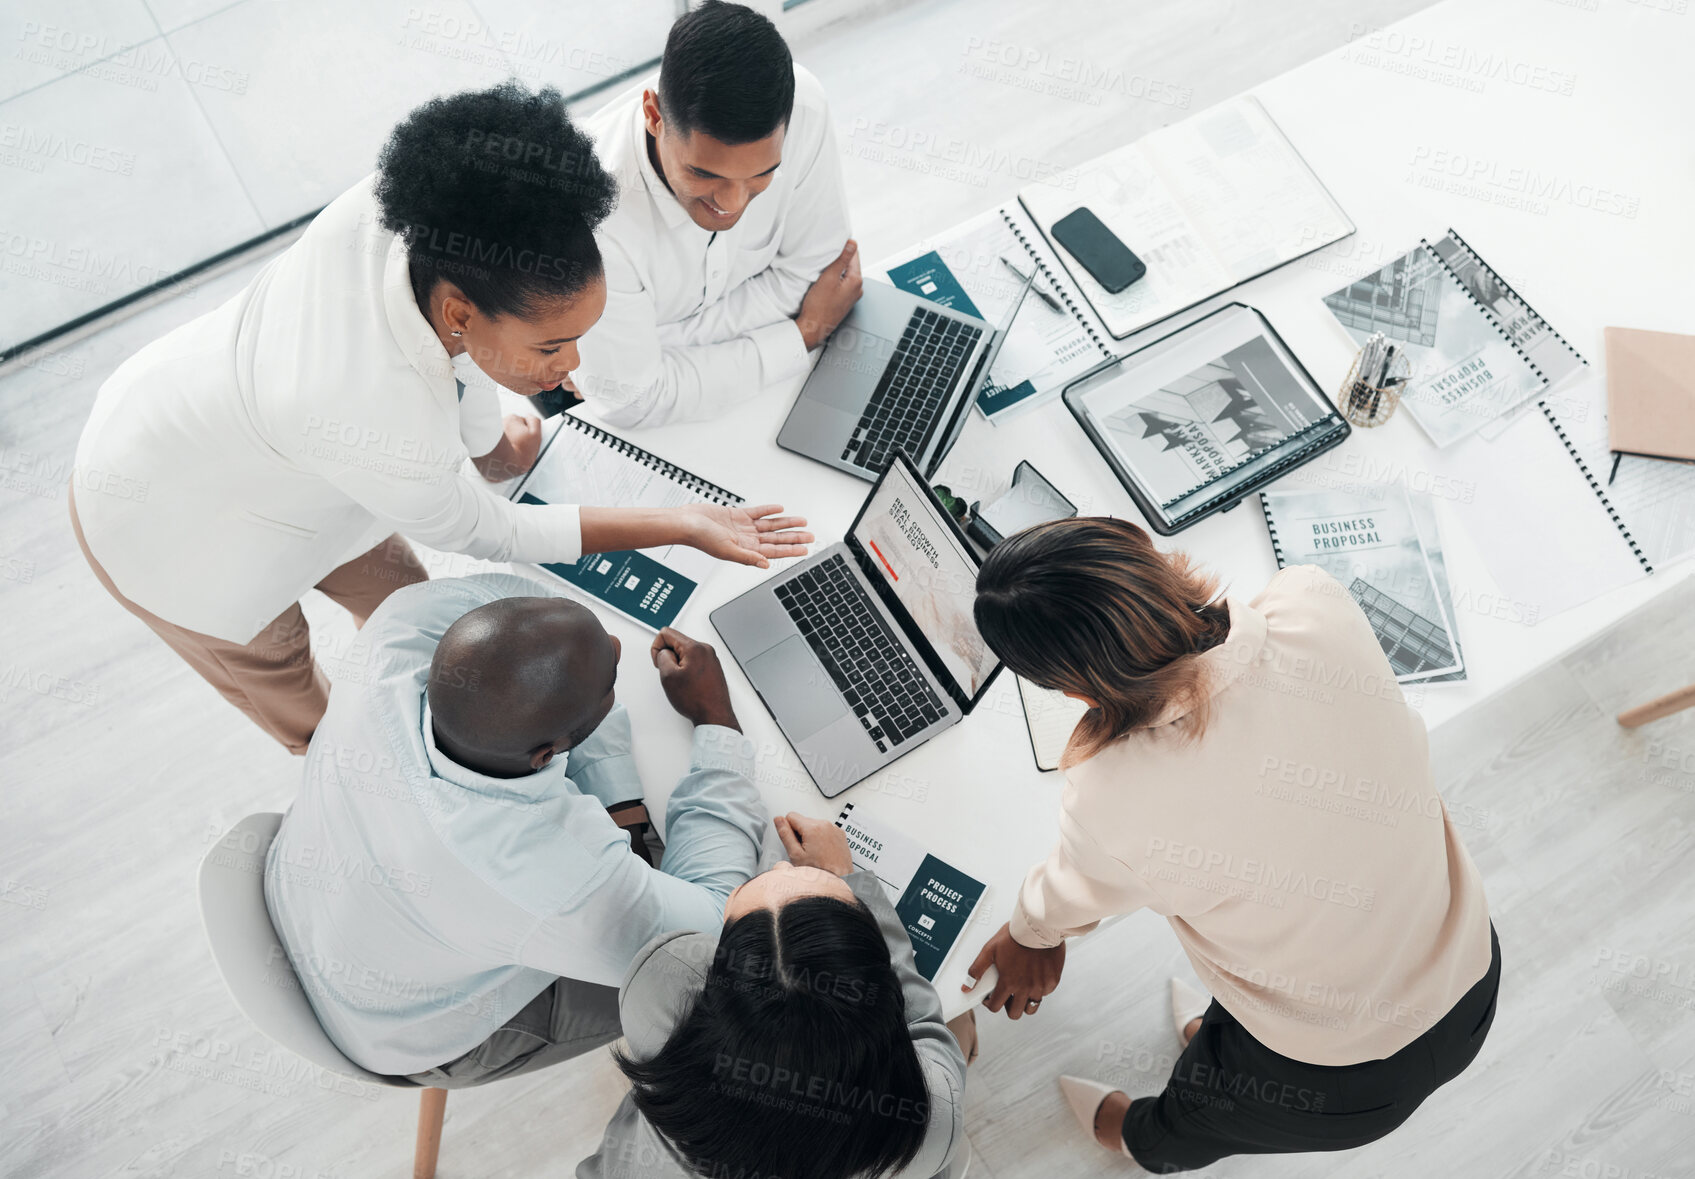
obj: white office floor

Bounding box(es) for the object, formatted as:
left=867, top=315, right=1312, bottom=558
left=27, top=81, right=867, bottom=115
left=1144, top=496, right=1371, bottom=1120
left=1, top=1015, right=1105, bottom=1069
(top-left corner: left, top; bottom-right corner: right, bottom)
left=10, top=0, right=1695, bottom=1176
left=0, top=0, right=682, bottom=351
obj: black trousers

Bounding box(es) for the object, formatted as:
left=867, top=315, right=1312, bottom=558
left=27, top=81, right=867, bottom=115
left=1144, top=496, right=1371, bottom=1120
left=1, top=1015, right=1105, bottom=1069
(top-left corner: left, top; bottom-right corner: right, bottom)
left=1123, top=924, right=1501, bottom=1173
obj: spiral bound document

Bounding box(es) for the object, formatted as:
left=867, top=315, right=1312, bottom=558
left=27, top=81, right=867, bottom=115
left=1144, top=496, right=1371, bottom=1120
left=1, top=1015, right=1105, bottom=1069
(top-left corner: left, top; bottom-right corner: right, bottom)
left=1428, top=230, right=1587, bottom=393
left=1328, top=229, right=1676, bottom=616
left=508, top=414, right=743, bottom=630
left=1536, top=396, right=1651, bottom=574
left=1322, top=231, right=1584, bottom=448
left=881, top=205, right=1116, bottom=422
left=1017, top=95, right=1354, bottom=340
left=1423, top=231, right=1664, bottom=572
left=998, top=207, right=1117, bottom=360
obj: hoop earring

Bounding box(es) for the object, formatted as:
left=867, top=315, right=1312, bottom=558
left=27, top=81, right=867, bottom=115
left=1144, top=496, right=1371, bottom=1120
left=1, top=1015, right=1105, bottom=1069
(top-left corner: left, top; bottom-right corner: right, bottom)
left=451, top=330, right=463, bottom=337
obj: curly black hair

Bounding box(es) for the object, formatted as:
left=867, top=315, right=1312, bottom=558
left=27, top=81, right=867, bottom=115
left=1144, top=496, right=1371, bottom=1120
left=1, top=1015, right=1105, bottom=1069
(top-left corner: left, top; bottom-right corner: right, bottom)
left=374, top=81, right=618, bottom=320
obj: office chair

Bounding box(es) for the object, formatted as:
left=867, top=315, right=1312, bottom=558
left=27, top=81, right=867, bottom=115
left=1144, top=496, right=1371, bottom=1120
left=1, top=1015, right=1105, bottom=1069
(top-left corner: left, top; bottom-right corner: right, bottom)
left=1617, top=683, right=1695, bottom=728
left=197, top=813, right=448, bottom=1179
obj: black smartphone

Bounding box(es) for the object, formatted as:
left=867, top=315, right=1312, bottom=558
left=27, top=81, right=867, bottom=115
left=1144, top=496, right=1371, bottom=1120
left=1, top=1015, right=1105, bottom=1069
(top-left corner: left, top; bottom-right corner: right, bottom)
left=1051, top=207, right=1146, bottom=294
left=532, top=384, right=584, bottom=418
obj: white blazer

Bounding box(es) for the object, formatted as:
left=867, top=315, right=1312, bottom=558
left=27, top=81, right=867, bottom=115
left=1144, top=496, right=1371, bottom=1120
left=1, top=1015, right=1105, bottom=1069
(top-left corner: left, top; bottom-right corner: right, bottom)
left=72, top=175, right=583, bottom=644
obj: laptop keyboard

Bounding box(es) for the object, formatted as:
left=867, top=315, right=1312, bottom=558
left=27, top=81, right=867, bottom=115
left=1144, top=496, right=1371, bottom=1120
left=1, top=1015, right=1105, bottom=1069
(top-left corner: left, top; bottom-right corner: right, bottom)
left=773, top=553, right=949, bottom=754
left=840, top=307, right=982, bottom=473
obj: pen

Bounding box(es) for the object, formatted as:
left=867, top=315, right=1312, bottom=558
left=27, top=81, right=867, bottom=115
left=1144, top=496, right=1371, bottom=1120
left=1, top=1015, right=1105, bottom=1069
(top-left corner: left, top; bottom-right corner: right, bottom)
left=999, top=255, right=1062, bottom=313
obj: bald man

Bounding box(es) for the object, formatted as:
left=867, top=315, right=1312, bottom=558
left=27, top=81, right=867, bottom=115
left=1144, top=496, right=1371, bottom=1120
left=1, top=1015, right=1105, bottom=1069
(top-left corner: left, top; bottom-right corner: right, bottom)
left=263, top=572, right=766, bottom=1086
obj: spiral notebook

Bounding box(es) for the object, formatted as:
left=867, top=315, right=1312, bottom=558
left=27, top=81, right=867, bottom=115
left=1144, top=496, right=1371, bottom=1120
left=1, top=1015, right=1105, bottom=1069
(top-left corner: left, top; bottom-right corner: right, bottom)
left=1423, top=232, right=1678, bottom=572
left=1322, top=230, right=1587, bottom=448
left=1062, top=302, right=1350, bottom=535
left=1016, top=94, right=1354, bottom=340
left=881, top=206, right=1116, bottom=422
left=508, top=414, right=742, bottom=630
left=1326, top=229, right=1680, bottom=618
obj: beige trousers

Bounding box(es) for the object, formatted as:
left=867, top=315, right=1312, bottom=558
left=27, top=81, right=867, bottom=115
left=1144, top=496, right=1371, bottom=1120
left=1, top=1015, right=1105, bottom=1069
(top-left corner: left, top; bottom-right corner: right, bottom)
left=69, top=487, right=427, bottom=754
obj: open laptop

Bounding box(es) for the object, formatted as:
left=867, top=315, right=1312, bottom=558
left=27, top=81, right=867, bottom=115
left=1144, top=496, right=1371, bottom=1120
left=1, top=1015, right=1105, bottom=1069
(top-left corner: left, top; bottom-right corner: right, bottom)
left=711, top=449, right=1003, bottom=796
left=777, top=273, right=1034, bottom=481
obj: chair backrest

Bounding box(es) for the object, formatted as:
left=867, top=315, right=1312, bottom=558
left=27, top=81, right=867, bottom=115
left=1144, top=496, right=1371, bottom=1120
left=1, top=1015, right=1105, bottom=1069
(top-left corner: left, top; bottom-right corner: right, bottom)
left=197, top=813, right=396, bottom=1089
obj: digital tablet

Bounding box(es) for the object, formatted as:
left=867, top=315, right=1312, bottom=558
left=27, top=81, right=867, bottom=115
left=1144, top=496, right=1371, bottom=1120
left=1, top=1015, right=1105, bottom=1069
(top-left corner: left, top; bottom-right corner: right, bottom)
left=1062, top=303, right=1350, bottom=535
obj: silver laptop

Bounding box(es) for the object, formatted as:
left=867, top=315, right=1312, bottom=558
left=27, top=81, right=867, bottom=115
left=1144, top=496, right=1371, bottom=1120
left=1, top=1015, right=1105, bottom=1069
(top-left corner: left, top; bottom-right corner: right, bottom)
left=777, top=274, right=1034, bottom=481
left=711, top=450, right=1003, bottom=796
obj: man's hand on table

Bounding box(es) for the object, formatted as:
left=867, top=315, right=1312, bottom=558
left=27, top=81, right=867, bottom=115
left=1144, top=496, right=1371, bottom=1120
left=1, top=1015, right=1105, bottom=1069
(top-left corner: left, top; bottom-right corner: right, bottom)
left=796, top=239, right=864, bottom=351
left=773, top=812, right=854, bottom=876
left=651, top=627, right=740, bottom=732
left=967, top=922, right=1066, bottom=1020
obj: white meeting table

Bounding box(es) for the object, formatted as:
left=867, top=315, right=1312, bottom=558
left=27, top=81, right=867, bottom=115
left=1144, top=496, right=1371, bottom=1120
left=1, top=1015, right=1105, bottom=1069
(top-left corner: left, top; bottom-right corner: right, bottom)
left=489, top=0, right=1694, bottom=1020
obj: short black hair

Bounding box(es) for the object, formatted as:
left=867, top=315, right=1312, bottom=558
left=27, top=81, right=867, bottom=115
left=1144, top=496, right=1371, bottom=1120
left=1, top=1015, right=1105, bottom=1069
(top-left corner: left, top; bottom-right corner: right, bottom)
left=657, top=0, right=796, bottom=144
left=618, top=896, right=930, bottom=1179
left=374, top=81, right=618, bottom=320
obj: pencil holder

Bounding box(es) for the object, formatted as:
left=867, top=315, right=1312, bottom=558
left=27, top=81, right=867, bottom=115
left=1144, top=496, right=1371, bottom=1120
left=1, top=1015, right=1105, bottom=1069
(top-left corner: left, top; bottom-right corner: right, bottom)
left=1339, top=344, right=1410, bottom=429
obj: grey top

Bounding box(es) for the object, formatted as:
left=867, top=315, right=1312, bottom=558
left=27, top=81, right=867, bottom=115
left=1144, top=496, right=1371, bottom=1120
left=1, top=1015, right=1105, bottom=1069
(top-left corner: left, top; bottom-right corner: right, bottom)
left=576, top=870, right=968, bottom=1179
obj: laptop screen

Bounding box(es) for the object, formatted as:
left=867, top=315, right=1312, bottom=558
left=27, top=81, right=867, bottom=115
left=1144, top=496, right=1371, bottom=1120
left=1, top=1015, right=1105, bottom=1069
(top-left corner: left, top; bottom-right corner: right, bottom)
left=851, top=457, right=999, bottom=699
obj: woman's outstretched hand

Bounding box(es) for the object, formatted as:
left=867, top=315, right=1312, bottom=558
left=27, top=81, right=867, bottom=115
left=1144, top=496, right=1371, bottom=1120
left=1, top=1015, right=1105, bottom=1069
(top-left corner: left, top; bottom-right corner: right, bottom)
left=966, top=922, right=1067, bottom=1020
left=682, top=503, right=813, bottom=568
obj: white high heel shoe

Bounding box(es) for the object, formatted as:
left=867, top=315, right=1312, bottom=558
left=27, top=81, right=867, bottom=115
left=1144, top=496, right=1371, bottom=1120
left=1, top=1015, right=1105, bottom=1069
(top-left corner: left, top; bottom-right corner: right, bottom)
left=1169, top=977, right=1211, bottom=1046
left=1057, top=1075, right=1137, bottom=1160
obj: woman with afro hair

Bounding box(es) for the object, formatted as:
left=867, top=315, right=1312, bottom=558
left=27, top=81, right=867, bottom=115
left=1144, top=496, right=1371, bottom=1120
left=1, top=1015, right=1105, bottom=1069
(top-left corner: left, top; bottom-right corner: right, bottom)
left=70, top=82, right=812, bottom=754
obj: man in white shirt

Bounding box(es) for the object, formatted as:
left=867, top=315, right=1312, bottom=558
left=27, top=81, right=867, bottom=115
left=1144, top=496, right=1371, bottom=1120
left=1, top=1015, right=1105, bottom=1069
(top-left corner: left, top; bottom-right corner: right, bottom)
left=573, top=0, right=863, bottom=427
left=263, top=573, right=767, bottom=1082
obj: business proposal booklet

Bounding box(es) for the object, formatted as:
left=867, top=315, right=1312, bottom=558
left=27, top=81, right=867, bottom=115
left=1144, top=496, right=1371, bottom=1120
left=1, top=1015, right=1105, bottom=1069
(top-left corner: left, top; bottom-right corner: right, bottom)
left=1321, top=231, right=1582, bottom=447
left=508, top=415, right=742, bottom=631
left=835, top=802, right=986, bottom=981
left=1261, top=482, right=1464, bottom=683
left=1408, top=492, right=1468, bottom=684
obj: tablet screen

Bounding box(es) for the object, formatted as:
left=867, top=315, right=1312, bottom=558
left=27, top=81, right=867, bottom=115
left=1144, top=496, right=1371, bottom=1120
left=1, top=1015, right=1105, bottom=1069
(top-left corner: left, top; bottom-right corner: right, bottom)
left=1067, top=304, right=1342, bottom=529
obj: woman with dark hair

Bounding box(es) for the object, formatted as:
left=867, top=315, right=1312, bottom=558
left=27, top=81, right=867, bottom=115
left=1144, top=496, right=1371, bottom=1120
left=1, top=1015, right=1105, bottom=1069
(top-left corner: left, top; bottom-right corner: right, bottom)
left=70, top=82, right=810, bottom=754
left=581, top=813, right=968, bottom=1179
left=963, top=517, right=1499, bottom=1174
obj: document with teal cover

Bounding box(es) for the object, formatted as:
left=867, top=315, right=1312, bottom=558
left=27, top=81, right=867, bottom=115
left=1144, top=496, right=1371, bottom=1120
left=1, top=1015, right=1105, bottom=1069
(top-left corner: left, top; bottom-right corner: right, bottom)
left=835, top=801, right=987, bottom=980
left=509, top=415, right=740, bottom=631
left=887, top=250, right=984, bottom=319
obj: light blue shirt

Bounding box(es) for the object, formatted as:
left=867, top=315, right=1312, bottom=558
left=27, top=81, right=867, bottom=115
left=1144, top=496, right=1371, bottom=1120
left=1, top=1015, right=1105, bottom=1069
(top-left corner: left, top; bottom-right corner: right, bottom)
left=263, top=573, right=767, bottom=1076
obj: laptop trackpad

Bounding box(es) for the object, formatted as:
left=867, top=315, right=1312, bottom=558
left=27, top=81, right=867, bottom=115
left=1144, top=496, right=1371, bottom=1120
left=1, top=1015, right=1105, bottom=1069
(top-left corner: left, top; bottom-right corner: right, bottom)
left=747, top=636, right=847, bottom=741
left=813, top=326, right=894, bottom=411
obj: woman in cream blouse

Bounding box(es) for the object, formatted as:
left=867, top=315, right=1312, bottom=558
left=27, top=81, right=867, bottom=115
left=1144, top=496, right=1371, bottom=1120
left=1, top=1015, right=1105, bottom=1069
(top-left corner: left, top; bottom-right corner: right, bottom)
left=963, top=517, right=1499, bottom=1173
left=70, top=82, right=809, bottom=754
